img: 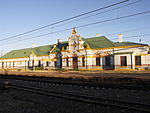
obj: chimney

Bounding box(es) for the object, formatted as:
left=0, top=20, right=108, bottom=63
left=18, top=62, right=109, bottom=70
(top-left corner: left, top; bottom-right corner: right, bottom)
left=118, top=34, right=123, bottom=43
left=53, top=44, right=57, bottom=48
left=32, top=43, right=35, bottom=48
left=96, top=33, right=101, bottom=37
left=57, top=39, right=62, bottom=43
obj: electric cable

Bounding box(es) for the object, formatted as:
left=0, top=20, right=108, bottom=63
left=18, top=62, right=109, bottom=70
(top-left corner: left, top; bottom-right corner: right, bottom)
left=0, top=0, right=129, bottom=42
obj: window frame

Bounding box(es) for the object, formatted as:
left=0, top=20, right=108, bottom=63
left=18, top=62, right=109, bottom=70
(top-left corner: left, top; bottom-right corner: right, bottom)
left=82, top=56, right=85, bottom=66
left=135, top=55, right=141, bottom=65
left=38, top=60, right=41, bottom=67
left=96, top=57, right=101, bottom=66
left=120, top=56, right=127, bottom=66
left=105, top=56, right=111, bottom=66
left=66, top=57, right=69, bottom=67
left=46, top=61, right=49, bottom=67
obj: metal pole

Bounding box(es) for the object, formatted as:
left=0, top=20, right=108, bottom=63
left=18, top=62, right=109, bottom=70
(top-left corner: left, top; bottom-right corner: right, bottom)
left=33, top=56, right=35, bottom=71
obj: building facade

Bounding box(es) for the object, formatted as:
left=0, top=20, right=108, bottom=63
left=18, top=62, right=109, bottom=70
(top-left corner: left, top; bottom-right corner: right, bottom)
left=0, top=28, right=150, bottom=71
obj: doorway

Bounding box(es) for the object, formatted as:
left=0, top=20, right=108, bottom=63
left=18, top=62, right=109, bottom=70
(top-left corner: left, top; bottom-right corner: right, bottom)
left=73, top=55, right=78, bottom=70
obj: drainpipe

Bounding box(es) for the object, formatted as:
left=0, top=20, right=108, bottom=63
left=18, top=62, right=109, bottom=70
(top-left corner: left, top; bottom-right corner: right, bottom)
left=25, top=61, right=26, bottom=71
left=85, top=49, right=88, bottom=70
left=130, top=53, right=133, bottom=70
left=113, top=48, right=115, bottom=70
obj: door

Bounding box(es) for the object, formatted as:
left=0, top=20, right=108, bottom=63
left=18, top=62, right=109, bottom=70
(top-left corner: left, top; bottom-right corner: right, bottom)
left=73, top=55, right=78, bottom=70
left=27, top=61, right=30, bottom=68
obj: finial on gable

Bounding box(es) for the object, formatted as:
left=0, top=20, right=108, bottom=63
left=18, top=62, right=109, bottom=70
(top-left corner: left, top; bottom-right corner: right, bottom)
left=72, top=27, right=77, bottom=34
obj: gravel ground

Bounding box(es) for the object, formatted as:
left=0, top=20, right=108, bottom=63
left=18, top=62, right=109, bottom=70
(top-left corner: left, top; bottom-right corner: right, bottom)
left=13, top=79, right=150, bottom=105
left=0, top=70, right=150, bottom=79
left=0, top=72, right=150, bottom=113
left=0, top=88, right=146, bottom=113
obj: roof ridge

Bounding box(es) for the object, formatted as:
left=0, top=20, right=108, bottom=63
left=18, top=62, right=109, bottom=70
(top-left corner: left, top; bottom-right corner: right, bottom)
left=103, top=36, right=116, bottom=47
left=85, top=36, right=116, bottom=49
left=9, top=44, right=54, bottom=51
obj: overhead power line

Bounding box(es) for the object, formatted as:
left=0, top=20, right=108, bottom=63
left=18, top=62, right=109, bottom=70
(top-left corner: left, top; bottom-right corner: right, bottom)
left=0, top=0, right=129, bottom=41
left=105, top=26, right=150, bottom=36
left=9, top=0, right=140, bottom=41
left=0, top=0, right=138, bottom=42
left=1, top=33, right=150, bottom=48
left=76, top=10, right=150, bottom=28
left=3, top=10, right=149, bottom=43
left=124, top=33, right=150, bottom=39
left=51, top=0, right=142, bottom=29
left=108, top=33, right=150, bottom=41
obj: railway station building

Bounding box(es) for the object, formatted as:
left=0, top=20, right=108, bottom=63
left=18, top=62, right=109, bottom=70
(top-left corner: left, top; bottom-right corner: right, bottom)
left=0, top=28, right=150, bottom=71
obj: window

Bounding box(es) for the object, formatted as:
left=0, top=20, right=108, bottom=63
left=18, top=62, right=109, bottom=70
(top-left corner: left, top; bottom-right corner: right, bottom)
left=2, top=62, right=4, bottom=69
left=135, top=56, right=141, bottom=65
left=19, top=62, right=22, bottom=65
left=38, top=60, right=41, bottom=67
left=9, top=62, right=11, bottom=67
left=120, top=56, right=127, bottom=66
left=27, top=61, right=30, bottom=67
left=6, top=62, right=7, bottom=67
left=96, top=57, right=100, bottom=66
left=82, top=56, right=85, bottom=66
left=13, top=62, right=15, bottom=67
left=54, top=61, right=57, bottom=67
left=66, top=57, right=69, bottom=67
left=32, top=60, right=34, bottom=67
left=46, top=61, right=49, bottom=67
left=105, top=56, right=111, bottom=66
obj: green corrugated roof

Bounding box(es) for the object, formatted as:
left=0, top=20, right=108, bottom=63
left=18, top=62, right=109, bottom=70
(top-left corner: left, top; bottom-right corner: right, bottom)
left=51, top=46, right=60, bottom=53
left=0, top=45, right=53, bottom=59
left=114, top=42, right=148, bottom=47
left=1, top=36, right=148, bottom=59
left=85, top=36, right=116, bottom=49
left=0, top=41, right=69, bottom=59
left=51, top=41, right=68, bottom=53
left=57, top=41, right=68, bottom=51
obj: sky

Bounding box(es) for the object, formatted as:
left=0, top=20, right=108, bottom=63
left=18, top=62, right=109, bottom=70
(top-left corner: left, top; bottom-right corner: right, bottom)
left=0, top=0, right=150, bottom=55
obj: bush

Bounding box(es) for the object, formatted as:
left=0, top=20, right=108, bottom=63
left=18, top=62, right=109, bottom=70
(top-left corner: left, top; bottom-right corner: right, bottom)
left=56, top=68, right=66, bottom=71
left=18, top=69, right=22, bottom=71
left=35, top=67, right=44, bottom=70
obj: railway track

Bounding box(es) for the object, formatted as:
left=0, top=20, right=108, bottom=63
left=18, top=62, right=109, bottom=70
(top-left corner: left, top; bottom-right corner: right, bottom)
left=2, top=81, right=150, bottom=113
left=0, top=75, right=150, bottom=91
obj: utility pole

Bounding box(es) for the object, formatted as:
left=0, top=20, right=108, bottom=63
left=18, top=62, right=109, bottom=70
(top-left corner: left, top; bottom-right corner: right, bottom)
left=32, top=43, right=35, bottom=71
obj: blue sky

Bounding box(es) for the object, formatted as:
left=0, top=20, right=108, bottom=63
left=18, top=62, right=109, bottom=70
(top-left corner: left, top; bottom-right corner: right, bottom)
left=0, top=0, right=150, bottom=55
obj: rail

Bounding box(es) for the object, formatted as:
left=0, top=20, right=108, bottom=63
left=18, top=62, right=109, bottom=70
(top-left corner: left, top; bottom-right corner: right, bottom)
left=0, top=75, right=150, bottom=91
left=2, top=81, right=150, bottom=113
